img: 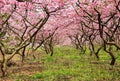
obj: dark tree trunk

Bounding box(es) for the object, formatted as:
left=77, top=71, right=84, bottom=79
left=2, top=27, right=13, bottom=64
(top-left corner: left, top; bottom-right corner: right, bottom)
left=104, top=43, right=116, bottom=65
left=1, top=60, right=7, bottom=77
left=109, top=52, right=115, bottom=65
left=109, top=46, right=116, bottom=65
left=21, top=46, right=26, bottom=63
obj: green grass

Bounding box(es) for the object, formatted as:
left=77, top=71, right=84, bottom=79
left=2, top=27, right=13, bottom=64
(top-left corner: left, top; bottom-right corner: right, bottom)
left=5, top=46, right=120, bottom=81
left=29, top=46, right=120, bottom=81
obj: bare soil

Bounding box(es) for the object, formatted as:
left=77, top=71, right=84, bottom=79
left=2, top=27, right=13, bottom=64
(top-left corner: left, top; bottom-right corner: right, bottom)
left=0, top=51, right=44, bottom=80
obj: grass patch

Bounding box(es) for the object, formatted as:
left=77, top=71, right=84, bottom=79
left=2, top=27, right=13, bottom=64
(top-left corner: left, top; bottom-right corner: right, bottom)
left=3, top=46, right=120, bottom=81
left=39, top=46, right=120, bottom=81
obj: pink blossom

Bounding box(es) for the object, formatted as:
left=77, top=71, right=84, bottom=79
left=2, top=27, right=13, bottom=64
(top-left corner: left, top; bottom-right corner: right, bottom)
left=0, top=19, right=2, bottom=25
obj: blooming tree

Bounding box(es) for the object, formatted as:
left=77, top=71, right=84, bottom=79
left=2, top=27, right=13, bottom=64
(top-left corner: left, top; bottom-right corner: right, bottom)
left=0, top=0, right=66, bottom=77
left=0, top=0, right=119, bottom=77
left=75, top=0, right=120, bottom=65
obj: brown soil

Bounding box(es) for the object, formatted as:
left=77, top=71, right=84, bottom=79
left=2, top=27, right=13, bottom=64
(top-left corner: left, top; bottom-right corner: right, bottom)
left=0, top=51, right=44, bottom=80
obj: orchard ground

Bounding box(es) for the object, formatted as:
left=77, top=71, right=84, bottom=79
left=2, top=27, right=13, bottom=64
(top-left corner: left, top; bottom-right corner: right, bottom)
left=0, top=46, right=120, bottom=81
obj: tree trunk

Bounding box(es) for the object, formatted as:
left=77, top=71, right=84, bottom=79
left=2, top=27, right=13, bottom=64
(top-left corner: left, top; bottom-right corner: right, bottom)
left=109, top=46, right=115, bottom=65
left=103, top=42, right=116, bottom=65
left=0, top=47, right=7, bottom=77
left=95, top=53, right=99, bottom=60
left=21, top=47, right=26, bottom=63
left=109, top=52, right=115, bottom=65
left=50, top=44, right=53, bottom=56
left=1, top=60, right=7, bottom=77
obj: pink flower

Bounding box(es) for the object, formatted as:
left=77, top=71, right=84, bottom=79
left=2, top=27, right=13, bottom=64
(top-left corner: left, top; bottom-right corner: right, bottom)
left=0, top=0, right=5, bottom=9
left=0, top=19, right=2, bottom=25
